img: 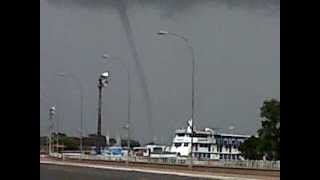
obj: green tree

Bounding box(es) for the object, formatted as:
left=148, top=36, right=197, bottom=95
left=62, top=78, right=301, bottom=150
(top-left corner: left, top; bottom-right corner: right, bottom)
left=61, top=137, right=79, bottom=150
left=239, top=98, right=280, bottom=160
left=258, top=98, right=280, bottom=160
left=239, top=136, right=263, bottom=160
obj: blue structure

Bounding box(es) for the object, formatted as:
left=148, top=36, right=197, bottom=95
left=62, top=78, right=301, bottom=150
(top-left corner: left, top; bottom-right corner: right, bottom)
left=102, top=147, right=125, bottom=157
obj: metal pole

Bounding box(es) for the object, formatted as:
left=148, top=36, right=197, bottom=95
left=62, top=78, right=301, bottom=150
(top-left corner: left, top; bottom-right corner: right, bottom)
left=56, top=114, right=59, bottom=154
left=47, top=135, right=50, bottom=155
left=55, top=103, right=61, bottom=154
left=50, top=111, right=53, bottom=155
left=97, top=78, right=103, bottom=154
left=126, top=65, right=131, bottom=165
left=58, top=73, right=84, bottom=158
left=49, top=135, right=51, bottom=155
left=49, top=120, right=52, bottom=155
left=70, top=75, right=84, bottom=158
left=80, top=89, right=84, bottom=158
left=97, top=78, right=103, bottom=136
left=126, top=123, right=130, bottom=165
left=190, top=40, right=195, bottom=168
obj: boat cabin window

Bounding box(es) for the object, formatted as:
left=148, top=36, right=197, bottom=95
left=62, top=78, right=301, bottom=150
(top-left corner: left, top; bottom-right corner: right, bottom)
left=184, top=143, right=189, bottom=147
left=176, top=133, right=185, bottom=137
left=153, top=147, right=163, bottom=153
left=199, top=144, right=209, bottom=148
left=192, top=134, right=208, bottom=138
left=174, top=143, right=182, bottom=147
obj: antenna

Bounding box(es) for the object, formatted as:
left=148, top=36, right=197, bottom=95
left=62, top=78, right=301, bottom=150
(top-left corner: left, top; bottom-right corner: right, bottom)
left=228, top=125, right=235, bottom=134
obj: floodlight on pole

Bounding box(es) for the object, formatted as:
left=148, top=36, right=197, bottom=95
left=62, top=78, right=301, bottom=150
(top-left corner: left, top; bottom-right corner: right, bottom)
left=102, top=54, right=111, bottom=59
left=96, top=71, right=110, bottom=154
left=101, top=72, right=110, bottom=78
left=157, top=30, right=169, bottom=35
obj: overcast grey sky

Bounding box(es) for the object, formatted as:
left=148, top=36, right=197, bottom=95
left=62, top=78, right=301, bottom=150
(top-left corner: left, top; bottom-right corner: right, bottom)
left=40, top=0, right=280, bottom=144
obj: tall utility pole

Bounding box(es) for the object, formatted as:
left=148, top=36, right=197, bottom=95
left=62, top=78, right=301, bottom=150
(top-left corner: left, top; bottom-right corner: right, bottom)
left=97, top=77, right=103, bottom=154
left=97, top=72, right=109, bottom=154
left=97, top=77, right=103, bottom=137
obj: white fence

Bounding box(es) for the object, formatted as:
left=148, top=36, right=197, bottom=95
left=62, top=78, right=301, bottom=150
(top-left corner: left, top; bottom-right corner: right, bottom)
left=58, top=154, right=280, bottom=170
left=213, top=160, right=280, bottom=169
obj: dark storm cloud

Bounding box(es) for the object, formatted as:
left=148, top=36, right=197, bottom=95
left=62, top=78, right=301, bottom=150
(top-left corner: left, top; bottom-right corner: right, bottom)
left=46, top=0, right=279, bottom=17
left=47, top=0, right=155, bottom=141
left=46, top=0, right=117, bottom=9
left=41, top=0, right=279, bottom=144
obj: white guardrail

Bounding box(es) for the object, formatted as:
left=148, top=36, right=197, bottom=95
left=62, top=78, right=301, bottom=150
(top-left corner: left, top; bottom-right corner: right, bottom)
left=49, top=153, right=280, bottom=170
left=215, top=159, right=280, bottom=169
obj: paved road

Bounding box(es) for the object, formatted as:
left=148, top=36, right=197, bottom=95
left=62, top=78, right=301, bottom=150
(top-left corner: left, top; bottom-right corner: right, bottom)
left=40, top=164, right=216, bottom=180
left=41, top=157, right=279, bottom=180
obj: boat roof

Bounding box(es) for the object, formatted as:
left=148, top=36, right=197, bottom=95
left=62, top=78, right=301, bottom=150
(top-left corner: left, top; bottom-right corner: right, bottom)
left=146, top=144, right=165, bottom=147
left=175, top=129, right=212, bottom=134
left=133, top=147, right=147, bottom=150
left=175, top=129, right=250, bottom=138
left=215, top=133, right=250, bottom=138
left=108, top=146, right=123, bottom=149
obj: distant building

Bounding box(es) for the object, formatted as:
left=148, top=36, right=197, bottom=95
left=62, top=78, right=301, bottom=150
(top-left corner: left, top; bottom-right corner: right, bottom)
left=169, top=119, right=249, bottom=160
left=214, top=133, right=249, bottom=160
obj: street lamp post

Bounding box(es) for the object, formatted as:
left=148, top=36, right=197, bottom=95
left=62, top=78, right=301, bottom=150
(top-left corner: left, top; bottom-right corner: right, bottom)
left=102, top=54, right=131, bottom=165
left=57, top=72, right=84, bottom=159
left=157, top=30, right=196, bottom=168
left=122, top=123, right=130, bottom=165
